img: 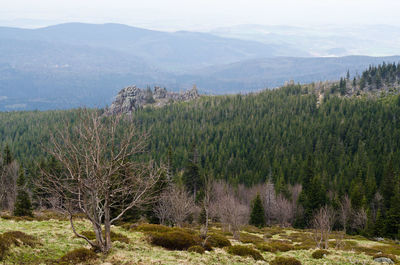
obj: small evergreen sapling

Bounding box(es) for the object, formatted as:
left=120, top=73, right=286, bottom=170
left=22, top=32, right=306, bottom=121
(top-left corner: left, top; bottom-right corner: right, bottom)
left=13, top=170, right=33, bottom=217
left=249, top=194, right=265, bottom=228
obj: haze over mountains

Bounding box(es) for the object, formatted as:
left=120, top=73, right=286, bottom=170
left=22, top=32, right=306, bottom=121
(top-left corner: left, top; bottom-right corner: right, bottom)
left=0, top=22, right=399, bottom=110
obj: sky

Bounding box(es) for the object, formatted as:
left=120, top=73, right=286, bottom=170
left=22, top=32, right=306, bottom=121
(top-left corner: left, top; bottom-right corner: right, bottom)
left=1, top=0, right=400, bottom=30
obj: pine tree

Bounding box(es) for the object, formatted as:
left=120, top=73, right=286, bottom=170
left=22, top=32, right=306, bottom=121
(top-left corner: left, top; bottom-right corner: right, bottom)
left=384, top=177, right=400, bottom=238
left=249, top=194, right=265, bottom=228
left=382, top=159, right=395, bottom=210
left=3, top=144, right=13, bottom=165
left=13, top=169, right=33, bottom=217
left=374, top=209, right=385, bottom=237
left=183, top=142, right=202, bottom=197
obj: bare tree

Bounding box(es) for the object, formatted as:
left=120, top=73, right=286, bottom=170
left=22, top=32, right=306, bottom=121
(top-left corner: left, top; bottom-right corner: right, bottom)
left=261, top=180, right=276, bottom=225
left=154, top=192, right=171, bottom=226
left=212, top=181, right=249, bottom=239
left=199, top=174, right=213, bottom=245
left=339, top=194, right=352, bottom=233
left=0, top=158, right=19, bottom=212
left=274, top=194, right=294, bottom=227
left=312, top=205, right=336, bottom=249
left=156, top=184, right=195, bottom=227
left=37, top=110, right=164, bottom=253
left=351, top=208, right=367, bottom=231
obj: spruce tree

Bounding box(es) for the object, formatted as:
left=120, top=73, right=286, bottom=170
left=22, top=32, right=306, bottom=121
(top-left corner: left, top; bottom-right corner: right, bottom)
left=183, top=142, right=202, bottom=197
left=13, top=169, right=33, bottom=217
left=249, top=194, right=265, bottom=228
left=384, top=177, right=400, bottom=238
left=3, top=144, right=13, bottom=165
left=374, top=209, right=385, bottom=237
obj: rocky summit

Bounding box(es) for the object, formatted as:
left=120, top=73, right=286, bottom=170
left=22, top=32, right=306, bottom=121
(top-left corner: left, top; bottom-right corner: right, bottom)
left=105, top=85, right=200, bottom=115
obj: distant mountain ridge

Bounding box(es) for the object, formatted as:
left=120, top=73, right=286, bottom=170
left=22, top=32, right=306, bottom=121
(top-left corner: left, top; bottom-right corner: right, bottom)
left=0, top=23, right=307, bottom=72
left=0, top=23, right=399, bottom=110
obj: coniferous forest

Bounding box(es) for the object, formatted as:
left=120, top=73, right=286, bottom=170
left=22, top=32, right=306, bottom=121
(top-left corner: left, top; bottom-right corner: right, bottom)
left=1, top=75, right=400, bottom=239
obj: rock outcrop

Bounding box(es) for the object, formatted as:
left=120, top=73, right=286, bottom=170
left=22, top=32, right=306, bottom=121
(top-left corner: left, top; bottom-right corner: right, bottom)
left=105, top=85, right=199, bottom=115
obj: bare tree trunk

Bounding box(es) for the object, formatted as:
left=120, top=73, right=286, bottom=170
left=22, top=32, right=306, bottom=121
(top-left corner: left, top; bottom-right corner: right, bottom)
left=104, top=196, right=112, bottom=253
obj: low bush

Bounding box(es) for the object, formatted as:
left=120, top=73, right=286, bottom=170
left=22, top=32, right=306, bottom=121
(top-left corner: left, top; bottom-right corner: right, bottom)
left=0, top=231, right=38, bottom=260
left=0, top=215, right=35, bottom=222
left=269, top=256, right=302, bottom=265
left=148, top=231, right=199, bottom=250
left=188, top=245, right=205, bottom=254
left=312, top=249, right=329, bottom=259
left=57, top=248, right=97, bottom=264
left=226, top=245, right=264, bottom=260
left=207, top=233, right=231, bottom=248
left=79, top=230, right=129, bottom=244
left=239, top=233, right=264, bottom=244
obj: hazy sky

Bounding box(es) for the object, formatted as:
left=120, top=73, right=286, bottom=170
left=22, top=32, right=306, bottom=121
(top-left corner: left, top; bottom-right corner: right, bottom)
left=1, top=0, right=400, bottom=30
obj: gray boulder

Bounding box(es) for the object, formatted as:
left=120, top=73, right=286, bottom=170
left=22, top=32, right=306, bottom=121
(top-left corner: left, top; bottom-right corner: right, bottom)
left=374, top=257, right=394, bottom=264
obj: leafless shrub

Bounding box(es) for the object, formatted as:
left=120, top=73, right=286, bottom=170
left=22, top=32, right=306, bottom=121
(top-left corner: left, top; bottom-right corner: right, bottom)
left=211, top=181, right=249, bottom=239
left=312, top=205, right=336, bottom=249
left=154, top=184, right=195, bottom=227
left=36, top=109, right=164, bottom=253
left=339, top=194, right=352, bottom=233
left=351, top=208, right=367, bottom=231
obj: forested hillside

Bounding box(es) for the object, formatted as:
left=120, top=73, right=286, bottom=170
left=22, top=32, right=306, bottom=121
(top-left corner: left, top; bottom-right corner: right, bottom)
left=1, top=84, right=399, bottom=187
left=1, top=74, right=400, bottom=239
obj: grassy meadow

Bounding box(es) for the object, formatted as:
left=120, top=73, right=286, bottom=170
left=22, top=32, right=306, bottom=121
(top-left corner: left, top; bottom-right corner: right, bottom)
left=0, top=213, right=399, bottom=264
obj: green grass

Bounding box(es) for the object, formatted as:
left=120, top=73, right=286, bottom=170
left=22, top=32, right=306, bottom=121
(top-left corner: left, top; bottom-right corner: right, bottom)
left=0, top=215, right=398, bottom=264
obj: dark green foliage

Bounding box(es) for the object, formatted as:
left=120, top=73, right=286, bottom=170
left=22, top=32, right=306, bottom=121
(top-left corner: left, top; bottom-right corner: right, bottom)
left=57, top=248, right=97, bottom=265
left=182, top=142, right=202, bottom=197
left=148, top=231, right=203, bottom=251
left=13, top=190, right=33, bottom=217
left=385, top=177, right=400, bottom=238
left=3, top=144, right=13, bottom=165
left=1, top=66, right=400, bottom=231
left=297, top=158, right=327, bottom=227
left=79, top=230, right=130, bottom=244
left=270, top=256, right=302, bottom=265
left=312, top=249, right=329, bottom=259
left=374, top=209, right=385, bottom=237
left=187, top=245, right=205, bottom=254
left=207, top=233, right=231, bottom=248
left=226, top=245, right=264, bottom=261
left=249, top=194, right=265, bottom=228
left=13, top=170, right=33, bottom=217
left=359, top=63, right=400, bottom=90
